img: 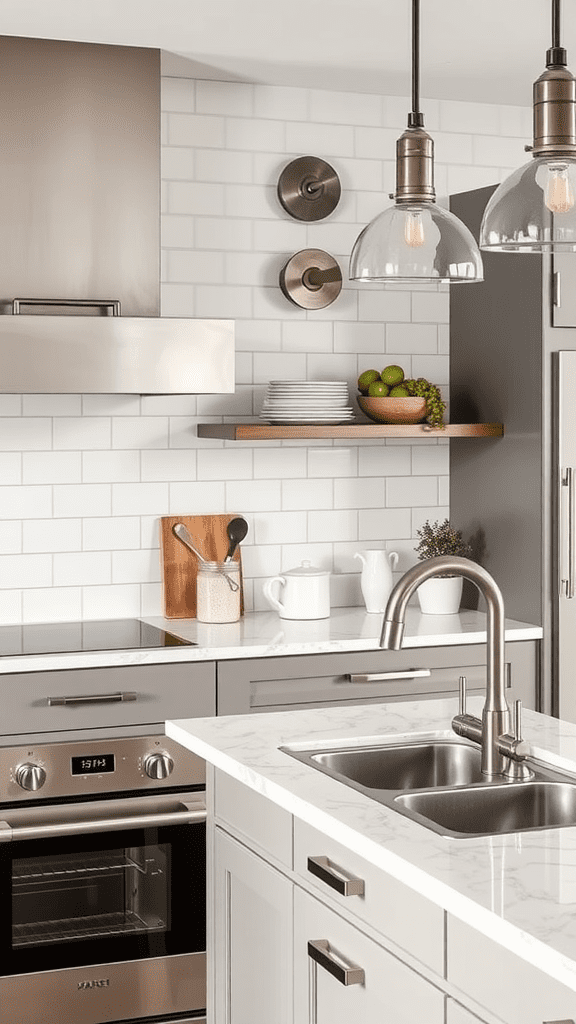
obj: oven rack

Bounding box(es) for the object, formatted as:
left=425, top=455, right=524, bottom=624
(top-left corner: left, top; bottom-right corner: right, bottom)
left=12, top=910, right=166, bottom=947
left=12, top=850, right=147, bottom=885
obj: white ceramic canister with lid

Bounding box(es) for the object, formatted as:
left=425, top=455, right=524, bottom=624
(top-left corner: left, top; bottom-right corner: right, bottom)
left=263, top=560, right=330, bottom=620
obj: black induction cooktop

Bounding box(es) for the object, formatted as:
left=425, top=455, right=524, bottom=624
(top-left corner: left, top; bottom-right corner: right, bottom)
left=0, top=619, right=194, bottom=657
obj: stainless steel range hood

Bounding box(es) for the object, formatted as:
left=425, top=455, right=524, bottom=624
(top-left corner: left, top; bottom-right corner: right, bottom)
left=0, top=36, right=234, bottom=394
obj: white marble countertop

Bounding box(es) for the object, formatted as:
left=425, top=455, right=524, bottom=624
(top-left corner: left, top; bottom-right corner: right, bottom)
left=167, top=697, right=576, bottom=993
left=0, top=607, right=542, bottom=674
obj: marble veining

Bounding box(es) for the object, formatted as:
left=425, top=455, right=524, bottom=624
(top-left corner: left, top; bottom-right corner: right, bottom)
left=167, top=697, right=576, bottom=993
left=0, top=606, right=542, bottom=675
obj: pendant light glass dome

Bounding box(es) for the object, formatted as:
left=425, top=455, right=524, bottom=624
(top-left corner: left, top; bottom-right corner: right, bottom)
left=480, top=0, right=576, bottom=253
left=350, top=202, right=483, bottom=282
left=349, top=0, right=483, bottom=285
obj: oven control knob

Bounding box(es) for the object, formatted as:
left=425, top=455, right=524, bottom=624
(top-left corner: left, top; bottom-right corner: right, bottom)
left=144, top=753, right=174, bottom=780
left=16, top=763, right=46, bottom=791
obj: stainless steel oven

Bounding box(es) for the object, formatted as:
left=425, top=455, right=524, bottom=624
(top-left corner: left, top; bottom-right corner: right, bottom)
left=0, top=734, right=207, bottom=1024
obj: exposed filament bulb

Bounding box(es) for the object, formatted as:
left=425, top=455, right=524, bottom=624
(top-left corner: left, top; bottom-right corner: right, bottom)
left=544, top=164, right=575, bottom=214
left=404, top=210, right=425, bottom=247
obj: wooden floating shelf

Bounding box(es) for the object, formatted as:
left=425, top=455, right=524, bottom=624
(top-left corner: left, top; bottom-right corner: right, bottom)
left=197, top=423, right=504, bottom=441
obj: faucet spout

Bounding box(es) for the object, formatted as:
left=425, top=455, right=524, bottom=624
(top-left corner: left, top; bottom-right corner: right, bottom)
left=379, top=555, right=522, bottom=778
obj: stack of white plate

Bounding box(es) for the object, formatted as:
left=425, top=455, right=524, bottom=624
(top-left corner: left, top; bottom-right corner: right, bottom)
left=260, top=381, right=355, bottom=425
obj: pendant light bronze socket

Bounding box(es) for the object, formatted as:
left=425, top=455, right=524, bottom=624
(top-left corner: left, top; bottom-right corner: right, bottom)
left=532, top=64, right=576, bottom=156
left=393, top=126, right=436, bottom=203
left=279, top=249, right=342, bottom=309
left=277, top=156, right=341, bottom=221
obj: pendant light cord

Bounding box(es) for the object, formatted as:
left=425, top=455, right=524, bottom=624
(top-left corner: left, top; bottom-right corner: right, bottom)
left=408, top=0, right=424, bottom=128
left=548, top=0, right=567, bottom=66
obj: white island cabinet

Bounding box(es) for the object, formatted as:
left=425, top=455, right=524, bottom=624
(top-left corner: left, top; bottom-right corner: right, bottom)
left=168, top=698, right=576, bottom=1024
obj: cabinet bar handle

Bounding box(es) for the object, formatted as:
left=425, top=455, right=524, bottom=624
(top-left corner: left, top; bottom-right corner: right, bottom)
left=553, top=270, right=561, bottom=307
left=307, top=940, right=365, bottom=986
left=543, top=1020, right=575, bottom=1023
left=346, top=669, right=431, bottom=684
left=12, top=297, right=121, bottom=316
left=48, top=691, right=137, bottom=706
left=561, top=467, right=576, bottom=598
left=307, top=856, right=365, bottom=896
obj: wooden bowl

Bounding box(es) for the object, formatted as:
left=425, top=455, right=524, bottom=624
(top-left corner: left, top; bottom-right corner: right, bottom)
left=357, top=395, right=428, bottom=424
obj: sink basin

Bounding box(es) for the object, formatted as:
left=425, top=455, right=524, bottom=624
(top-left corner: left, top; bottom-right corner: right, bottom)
left=396, top=780, right=576, bottom=838
left=281, top=738, right=576, bottom=838
left=309, top=741, right=483, bottom=790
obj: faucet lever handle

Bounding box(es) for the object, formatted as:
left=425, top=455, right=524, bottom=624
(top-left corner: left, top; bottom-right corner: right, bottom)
left=458, top=675, right=467, bottom=716
left=513, top=699, right=523, bottom=741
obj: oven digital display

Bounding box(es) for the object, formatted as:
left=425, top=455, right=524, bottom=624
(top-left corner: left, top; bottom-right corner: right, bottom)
left=71, top=754, right=115, bottom=775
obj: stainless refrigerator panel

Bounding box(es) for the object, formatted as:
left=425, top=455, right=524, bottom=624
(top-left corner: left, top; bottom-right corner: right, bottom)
left=557, top=351, right=576, bottom=722
left=0, top=316, right=234, bottom=394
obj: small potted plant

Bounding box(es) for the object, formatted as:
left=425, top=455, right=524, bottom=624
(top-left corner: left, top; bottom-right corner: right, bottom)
left=414, top=519, right=473, bottom=614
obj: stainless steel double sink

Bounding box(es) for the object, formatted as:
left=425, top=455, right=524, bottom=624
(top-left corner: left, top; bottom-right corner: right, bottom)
left=281, top=739, right=576, bottom=838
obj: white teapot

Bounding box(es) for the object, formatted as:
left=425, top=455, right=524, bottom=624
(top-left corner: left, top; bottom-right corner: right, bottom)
left=354, top=549, right=399, bottom=613
left=263, top=560, right=330, bottom=620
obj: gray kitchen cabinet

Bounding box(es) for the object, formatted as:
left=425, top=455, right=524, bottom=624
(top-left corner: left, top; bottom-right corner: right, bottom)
left=216, top=642, right=538, bottom=715
left=450, top=184, right=576, bottom=715
left=1, top=661, right=216, bottom=740
left=212, top=826, right=293, bottom=1024
left=446, top=999, right=490, bottom=1024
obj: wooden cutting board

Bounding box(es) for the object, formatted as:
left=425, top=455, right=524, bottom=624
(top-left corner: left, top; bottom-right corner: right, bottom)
left=159, top=514, right=244, bottom=619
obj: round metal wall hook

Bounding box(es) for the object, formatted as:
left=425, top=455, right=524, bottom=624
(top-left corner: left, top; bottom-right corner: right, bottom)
left=279, top=249, right=342, bottom=309
left=277, top=156, right=341, bottom=221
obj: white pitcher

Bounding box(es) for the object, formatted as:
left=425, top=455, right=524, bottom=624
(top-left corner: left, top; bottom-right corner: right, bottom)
left=354, top=549, right=399, bottom=614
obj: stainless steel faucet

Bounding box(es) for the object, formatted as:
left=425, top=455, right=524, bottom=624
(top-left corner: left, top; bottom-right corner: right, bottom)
left=380, top=555, right=532, bottom=779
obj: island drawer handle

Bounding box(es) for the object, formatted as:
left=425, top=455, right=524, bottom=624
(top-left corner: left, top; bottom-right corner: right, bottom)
left=307, top=940, right=365, bottom=986
left=307, top=856, right=365, bottom=896
left=346, top=669, right=431, bottom=684
left=48, top=691, right=138, bottom=706
left=543, top=1020, right=575, bottom=1024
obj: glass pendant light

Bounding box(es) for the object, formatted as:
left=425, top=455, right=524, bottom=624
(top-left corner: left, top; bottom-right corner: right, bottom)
left=349, top=0, right=483, bottom=284
left=480, top=0, right=576, bottom=252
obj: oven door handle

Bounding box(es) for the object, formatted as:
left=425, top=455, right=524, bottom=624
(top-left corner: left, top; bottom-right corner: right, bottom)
left=0, top=801, right=206, bottom=842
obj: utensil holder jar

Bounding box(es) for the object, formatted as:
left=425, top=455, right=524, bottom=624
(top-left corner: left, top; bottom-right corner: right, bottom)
left=197, top=561, right=241, bottom=623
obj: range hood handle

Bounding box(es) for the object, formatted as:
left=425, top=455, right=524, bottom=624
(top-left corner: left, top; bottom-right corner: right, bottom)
left=12, top=298, right=121, bottom=316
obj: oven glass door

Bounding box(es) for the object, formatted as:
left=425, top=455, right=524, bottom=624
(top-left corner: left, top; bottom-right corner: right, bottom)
left=0, top=814, right=205, bottom=976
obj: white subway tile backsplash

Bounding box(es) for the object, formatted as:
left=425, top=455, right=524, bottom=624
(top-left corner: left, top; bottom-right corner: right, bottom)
left=23, top=587, right=82, bottom=623
left=0, top=395, right=22, bottom=415
left=168, top=113, right=224, bottom=148
left=23, top=395, right=82, bottom=416
left=112, top=549, right=161, bottom=585
left=54, top=552, right=111, bottom=587
left=162, top=76, right=195, bottom=113
left=0, top=485, right=52, bottom=520
left=334, top=477, right=385, bottom=509
left=386, top=475, right=438, bottom=507
left=0, top=553, right=52, bottom=588
left=112, top=483, right=169, bottom=517
left=112, top=418, right=169, bottom=450
left=282, top=478, right=333, bottom=511
left=0, top=590, right=22, bottom=625
left=254, top=511, right=307, bottom=545
left=24, top=519, right=81, bottom=553
left=0, top=521, right=21, bottom=554
left=227, top=118, right=285, bottom=152
left=0, top=453, right=22, bottom=485
left=309, top=509, right=357, bottom=543
left=0, top=419, right=51, bottom=451
left=169, top=480, right=225, bottom=513
left=198, top=448, right=253, bottom=481
left=197, top=80, right=254, bottom=116
left=286, top=122, right=354, bottom=155
left=82, top=451, right=140, bottom=483
left=54, top=417, right=111, bottom=451
left=358, top=507, right=412, bottom=541
left=54, top=484, right=111, bottom=519
left=141, top=449, right=196, bottom=482
left=83, top=517, right=141, bottom=551
left=0, top=80, right=523, bottom=622
left=82, top=584, right=141, bottom=620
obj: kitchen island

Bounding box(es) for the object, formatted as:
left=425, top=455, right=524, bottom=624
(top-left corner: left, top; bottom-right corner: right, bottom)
left=168, top=697, right=576, bottom=1023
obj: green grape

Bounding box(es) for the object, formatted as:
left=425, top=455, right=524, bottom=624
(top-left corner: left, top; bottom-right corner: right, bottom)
left=403, top=377, right=446, bottom=429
